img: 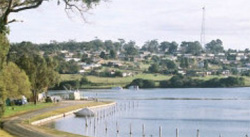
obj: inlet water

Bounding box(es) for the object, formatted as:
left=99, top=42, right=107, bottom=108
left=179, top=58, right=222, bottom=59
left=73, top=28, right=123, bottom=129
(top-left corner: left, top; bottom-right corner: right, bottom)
left=47, top=88, right=250, bottom=137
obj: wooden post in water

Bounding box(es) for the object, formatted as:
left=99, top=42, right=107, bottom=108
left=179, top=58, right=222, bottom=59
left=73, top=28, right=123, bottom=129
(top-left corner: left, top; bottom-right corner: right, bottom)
left=142, top=124, right=145, bottom=137
left=196, top=129, right=200, bottom=137
left=116, top=121, right=119, bottom=134
left=85, top=117, right=88, bottom=127
left=176, top=128, right=179, bottom=137
left=105, top=121, right=108, bottom=133
left=129, top=123, right=132, bottom=135
left=159, top=126, right=162, bottom=137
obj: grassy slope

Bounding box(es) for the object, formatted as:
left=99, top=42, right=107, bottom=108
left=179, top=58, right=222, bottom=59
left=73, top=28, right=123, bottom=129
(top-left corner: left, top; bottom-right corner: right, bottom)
left=29, top=101, right=112, bottom=122
left=61, top=74, right=250, bottom=88
left=3, top=103, right=56, bottom=118
left=0, top=130, right=14, bottom=137
left=61, top=73, right=171, bottom=88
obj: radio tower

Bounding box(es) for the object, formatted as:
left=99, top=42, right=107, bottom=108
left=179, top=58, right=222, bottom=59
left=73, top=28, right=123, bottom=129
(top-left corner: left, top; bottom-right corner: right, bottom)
left=200, top=7, right=206, bottom=47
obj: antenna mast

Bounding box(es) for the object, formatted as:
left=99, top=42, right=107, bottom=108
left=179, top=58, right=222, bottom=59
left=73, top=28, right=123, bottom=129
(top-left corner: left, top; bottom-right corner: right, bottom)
left=200, top=7, right=206, bottom=47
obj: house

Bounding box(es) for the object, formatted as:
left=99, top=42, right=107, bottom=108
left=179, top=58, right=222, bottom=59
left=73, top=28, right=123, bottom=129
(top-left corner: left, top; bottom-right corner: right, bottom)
left=122, top=72, right=133, bottom=77
left=81, top=64, right=101, bottom=70
left=79, top=70, right=85, bottom=73
left=222, top=70, right=230, bottom=76
left=177, top=70, right=186, bottom=75
left=65, top=58, right=81, bottom=62
left=61, top=50, right=68, bottom=54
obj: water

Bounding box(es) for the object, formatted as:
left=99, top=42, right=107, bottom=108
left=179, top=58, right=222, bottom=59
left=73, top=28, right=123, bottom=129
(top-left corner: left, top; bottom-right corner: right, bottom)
left=47, top=88, right=250, bottom=137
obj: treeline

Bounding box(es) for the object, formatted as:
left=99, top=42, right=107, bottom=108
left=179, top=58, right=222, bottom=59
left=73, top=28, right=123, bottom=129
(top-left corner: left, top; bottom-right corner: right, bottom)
left=127, top=76, right=245, bottom=88
left=52, top=77, right=91, bottom=90
left=12, top=38, right=250, bottom=57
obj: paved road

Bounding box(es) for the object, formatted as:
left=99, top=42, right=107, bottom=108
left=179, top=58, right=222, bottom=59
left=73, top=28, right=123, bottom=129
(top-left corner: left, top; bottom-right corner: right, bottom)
left=3, top=101, right=89, bottom=137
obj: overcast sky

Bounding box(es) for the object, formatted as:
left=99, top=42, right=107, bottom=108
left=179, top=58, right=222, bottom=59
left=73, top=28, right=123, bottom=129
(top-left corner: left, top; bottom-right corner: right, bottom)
left=8, top=0, right=250, bottom=49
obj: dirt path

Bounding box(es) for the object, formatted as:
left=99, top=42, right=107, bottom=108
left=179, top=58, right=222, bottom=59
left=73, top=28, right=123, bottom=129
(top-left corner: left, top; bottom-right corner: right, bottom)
left=3, top=101, right=90, bottom=137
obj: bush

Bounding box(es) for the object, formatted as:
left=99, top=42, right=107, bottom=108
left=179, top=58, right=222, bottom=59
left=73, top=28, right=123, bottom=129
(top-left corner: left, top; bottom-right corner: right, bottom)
left=127, top=78, right=155, bottom=88
left=80, top=76, right=90, bottom=85
left=160, top=75, right=245, bottom=88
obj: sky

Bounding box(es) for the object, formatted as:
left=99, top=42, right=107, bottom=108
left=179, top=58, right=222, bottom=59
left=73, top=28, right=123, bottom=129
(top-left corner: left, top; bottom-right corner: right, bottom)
left=8, top=0, right=250, bottom=49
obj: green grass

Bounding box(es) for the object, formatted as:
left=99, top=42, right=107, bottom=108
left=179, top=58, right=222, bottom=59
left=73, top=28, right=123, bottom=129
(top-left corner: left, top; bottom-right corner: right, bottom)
left=243, top=76, right=250, bottom=86
left=61, top=73, right=171, bottom=88
left=0, top=130, right=14, bottom=137
left=60, top=74, right=82, bottom=81
left=87, top=73, right=170, bottom=85
left=4, top=103, right=56, bottom=118
left=29, top=101, right=112, bottom=122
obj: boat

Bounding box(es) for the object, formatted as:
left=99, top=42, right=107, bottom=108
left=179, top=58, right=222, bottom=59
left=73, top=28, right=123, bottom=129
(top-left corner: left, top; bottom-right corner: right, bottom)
left=128, top=85, right=139, bottom=90
left=74, top=108, right=95, bottom=117
left=111, top=86, right=123, bottom=90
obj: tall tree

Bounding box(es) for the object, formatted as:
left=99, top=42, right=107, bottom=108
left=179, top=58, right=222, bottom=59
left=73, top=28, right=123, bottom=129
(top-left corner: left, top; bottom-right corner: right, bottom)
left=180, top=41, right=203, bottom=55
left=123, top=41, right=138, bottom=60
left=0, top=62, right=31, bottom=98
left=16, top=55, right=59, bottom=104
left=159, top=41, right=171, bottom=52
left=142, top=40, right=159, bottom=53
left=0, top=0, right=103, bottom=118
left=205, top=39, right=224, bottom=54
left=168, top=42, right=178, bottom=54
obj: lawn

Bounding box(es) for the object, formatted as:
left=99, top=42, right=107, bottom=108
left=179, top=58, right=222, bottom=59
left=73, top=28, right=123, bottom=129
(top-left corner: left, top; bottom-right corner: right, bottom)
left=29, top=101, right=112, bottom=122
left=60, top=74, right=82, bottom=81
left=60, top=73, right=171, bottom=88
left=4, top=103, right=56, bottom=118
left=87, top=73, right=170, bottom=84
left=0, top=130, right=14, bottom=137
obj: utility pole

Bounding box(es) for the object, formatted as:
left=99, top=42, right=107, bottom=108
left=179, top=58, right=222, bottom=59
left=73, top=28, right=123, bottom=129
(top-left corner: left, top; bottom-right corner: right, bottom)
left=200, top=6, right=206, bottom=47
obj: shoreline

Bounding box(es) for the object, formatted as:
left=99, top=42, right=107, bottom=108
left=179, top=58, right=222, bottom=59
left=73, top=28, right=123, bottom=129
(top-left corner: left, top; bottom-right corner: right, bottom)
left=3, top=100, right=115, bottom=137
left=31, top=101, right=116, bottom=126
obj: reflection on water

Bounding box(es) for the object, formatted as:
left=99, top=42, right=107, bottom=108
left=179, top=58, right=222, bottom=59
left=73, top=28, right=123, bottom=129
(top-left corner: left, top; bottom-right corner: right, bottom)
left=47, top=88, right=250, bottom=137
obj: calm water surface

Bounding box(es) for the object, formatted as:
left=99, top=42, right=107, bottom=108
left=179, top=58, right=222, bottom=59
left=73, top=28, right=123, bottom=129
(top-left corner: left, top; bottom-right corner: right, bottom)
left=47, top=88, right=250, bottom=137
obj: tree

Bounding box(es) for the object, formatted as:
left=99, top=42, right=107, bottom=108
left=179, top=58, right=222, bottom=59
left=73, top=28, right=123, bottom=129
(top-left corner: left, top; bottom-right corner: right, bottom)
left=205, top=39, right=224, bottom=54
left=0, top=34, right=9, bottom=70
left=204, top=60, right=209, bottom=69
left=123, top=41, right=138, bottom=60
left=0, top=0, right=103, bottom=118
left=181, top=41, right=203, bottom=55
left=0, top=62, right=31, bottom=98
left=159, top=41, right=171, bottom=52
left=100, top=51, right=108, bottom=59
left=180, top=57, right=189, bottom=69
left=148, top=63, right=159, bottom=73
left=109, top=49, right=117, bottom=59
left=142, top=40, right=159, bottom=53
left=16, top=55, right=59, bottom=104
left=168, top=42, right=178, bottom=54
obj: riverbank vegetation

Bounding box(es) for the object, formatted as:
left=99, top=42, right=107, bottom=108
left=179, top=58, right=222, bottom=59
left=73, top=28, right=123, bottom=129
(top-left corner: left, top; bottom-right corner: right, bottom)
left=126, top=75, right=245, bottom=88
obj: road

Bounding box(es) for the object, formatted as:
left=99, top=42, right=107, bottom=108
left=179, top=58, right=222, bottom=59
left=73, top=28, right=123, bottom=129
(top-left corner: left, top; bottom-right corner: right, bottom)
left=3, top=101, right=89, bottom=137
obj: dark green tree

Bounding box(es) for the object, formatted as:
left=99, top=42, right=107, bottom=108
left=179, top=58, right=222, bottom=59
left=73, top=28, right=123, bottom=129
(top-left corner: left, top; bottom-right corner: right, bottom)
left=16, top=55, right=59, bottom=104
left=142, top=40, right=159, bottom=53
left=168, top=42, right=178, bottom=54
left=109, top=49, right=117, bottom=59
left=205, top=39, right=224, bottom=54
left=204, top=60, right=209, bottom=69
left=148, top=64, right=159, bottom=73
left=159, top=41, right=171, bottom=52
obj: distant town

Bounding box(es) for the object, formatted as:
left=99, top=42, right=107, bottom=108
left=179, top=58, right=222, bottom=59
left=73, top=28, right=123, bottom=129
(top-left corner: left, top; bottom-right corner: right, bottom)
left=9, top=39, right=250, bottom=89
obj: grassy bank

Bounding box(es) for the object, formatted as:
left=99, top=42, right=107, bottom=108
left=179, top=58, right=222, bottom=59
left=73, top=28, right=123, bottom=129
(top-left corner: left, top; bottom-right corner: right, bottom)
left=0, top=130, right=14, bottom=137
left=60, top=74, right=250, bottom=88
left=29, top=101, right=112, bottom=122
left=61, top=73, right=171, bottom=88
left=4, top=103, right=56, bottom=118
